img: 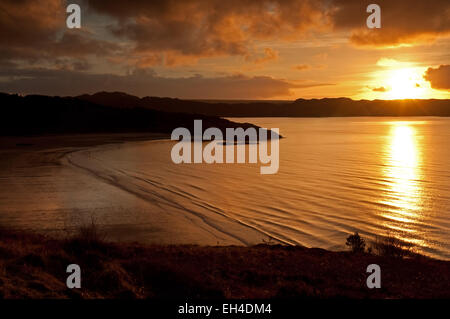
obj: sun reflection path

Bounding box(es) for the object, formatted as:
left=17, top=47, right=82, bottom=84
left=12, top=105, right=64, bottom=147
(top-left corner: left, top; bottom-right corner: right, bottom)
left=380, top=123, right=425, bottom=245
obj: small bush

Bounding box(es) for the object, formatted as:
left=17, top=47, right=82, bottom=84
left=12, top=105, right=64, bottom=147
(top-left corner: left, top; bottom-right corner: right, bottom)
left=345, top=232, right=366, bottom=253
left=370, top=235, right=411, bottom=259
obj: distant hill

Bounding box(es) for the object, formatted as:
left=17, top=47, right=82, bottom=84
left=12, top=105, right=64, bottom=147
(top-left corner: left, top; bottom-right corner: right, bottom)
left=0, top=93, right=272, bottom=137
left=78, top=92, right=450, bottom=117
left=2, top=91, right=449, bottom=137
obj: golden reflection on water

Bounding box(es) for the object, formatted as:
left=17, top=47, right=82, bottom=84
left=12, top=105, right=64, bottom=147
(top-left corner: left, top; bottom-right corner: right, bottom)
left=380, top=123, right=424, bottom=241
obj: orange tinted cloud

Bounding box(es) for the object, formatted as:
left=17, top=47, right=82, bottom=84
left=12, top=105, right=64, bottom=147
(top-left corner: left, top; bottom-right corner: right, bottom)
left=293, top=64, right=311, bottom=71
left=2, top=0, right=449, bottom=67
left=424, top=65, right=450, bottom=90
left=85, top=0, right=328, bottom=63
left=331, top=0, right=450, bottom=47
left=0, top=0, right=64, bottom=46
left=85, top=0, right=450, bottom=60
left=372, top=86, right=389, bottom=92
left=1, top=0, right=449, bottom=99
left=245, top=48, right=279, bottom=65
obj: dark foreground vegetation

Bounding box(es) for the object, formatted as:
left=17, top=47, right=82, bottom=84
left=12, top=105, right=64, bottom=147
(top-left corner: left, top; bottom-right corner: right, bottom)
left=0, top=227, right=449, bottom=299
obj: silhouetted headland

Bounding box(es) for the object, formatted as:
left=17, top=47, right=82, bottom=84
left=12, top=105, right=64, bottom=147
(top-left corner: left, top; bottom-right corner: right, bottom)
left=0, top=93, right=280, bottom=140
left=77, top=91, right=450, bottom=117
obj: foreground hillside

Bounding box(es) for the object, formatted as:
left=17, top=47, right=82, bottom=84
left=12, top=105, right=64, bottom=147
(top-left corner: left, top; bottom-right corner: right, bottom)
left=0, top=228, right=449, bottom=299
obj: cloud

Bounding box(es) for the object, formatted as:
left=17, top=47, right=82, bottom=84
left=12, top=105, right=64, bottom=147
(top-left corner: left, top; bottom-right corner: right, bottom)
left=0, top=0, right=326, bottom=67
left=0, top=67, right=309, bottom=99
left=293, top=64, right=311, bottom=71
left=330, top=0, right=450, bottom=47
left=293, top=63, right=328, bottom=71
left=0, top=0, right=63, bottom=62
left=84, top=0, right=329, bottom=64
left=245, top=48, right=279, bottom=65
left=50, top=30, right=121, bottom=58
left=372, top=86, right=389, bottom=92
left=424, top=65, right=450, bottom=90
left=0, top=0, right=64, bottom=45
left=1, top=0, right=448, bottom=102
left=0, top=0, right=121, bottom=65
left=84, top=0, right=450, bottom=61
left=2, top=0, right=449, bottom=70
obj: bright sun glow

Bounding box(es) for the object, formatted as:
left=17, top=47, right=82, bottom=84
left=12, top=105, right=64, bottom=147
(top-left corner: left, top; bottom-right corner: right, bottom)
left=361, top=63, right=450, bottom=100
left=386, top=68, right=427, bottom=99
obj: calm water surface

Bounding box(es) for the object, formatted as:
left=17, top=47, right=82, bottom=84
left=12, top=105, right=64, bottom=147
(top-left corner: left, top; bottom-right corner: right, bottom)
left=1, top=117, right=450, bottom=259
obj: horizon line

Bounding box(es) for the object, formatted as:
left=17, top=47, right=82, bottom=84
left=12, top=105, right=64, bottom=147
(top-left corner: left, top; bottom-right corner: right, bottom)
left=2, top=91, right=450, bottom=103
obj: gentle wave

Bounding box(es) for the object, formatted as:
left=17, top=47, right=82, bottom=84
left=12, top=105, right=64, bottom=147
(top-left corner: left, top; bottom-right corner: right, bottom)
left=64, top=117, right=450, bottom=259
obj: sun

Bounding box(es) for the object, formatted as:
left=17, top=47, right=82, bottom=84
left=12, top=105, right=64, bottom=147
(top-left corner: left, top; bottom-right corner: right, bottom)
left=385, top=68, right=427, bottom=100
left=363, top=62, right=450, bottom=100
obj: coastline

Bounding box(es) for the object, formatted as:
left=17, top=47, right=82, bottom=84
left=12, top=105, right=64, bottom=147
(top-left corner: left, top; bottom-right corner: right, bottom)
left=1, top=133, right=450, bottom=299
left=0, top=132, right=171, bottom=152
left=0, top=133, right=271, bottom=246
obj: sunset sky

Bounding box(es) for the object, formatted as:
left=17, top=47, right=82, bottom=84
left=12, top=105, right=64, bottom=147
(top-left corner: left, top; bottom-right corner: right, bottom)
left=0, top=0, right=449, bottom=100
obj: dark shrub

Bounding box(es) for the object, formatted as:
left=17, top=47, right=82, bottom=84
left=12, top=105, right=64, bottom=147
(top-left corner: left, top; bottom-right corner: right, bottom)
left=345, top=232, right=366, bottom=253
left=371, top=235, right=411, bottom=258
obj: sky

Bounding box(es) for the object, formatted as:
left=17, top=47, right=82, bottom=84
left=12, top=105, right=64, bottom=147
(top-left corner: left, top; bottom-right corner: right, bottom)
left=0, top=0, right=449, bottom=100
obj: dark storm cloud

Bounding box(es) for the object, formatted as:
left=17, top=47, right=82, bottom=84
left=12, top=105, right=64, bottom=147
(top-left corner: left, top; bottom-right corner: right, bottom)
left=331, top=0, right=450, bottom=47
left=0, top=0, right=121, bottom=65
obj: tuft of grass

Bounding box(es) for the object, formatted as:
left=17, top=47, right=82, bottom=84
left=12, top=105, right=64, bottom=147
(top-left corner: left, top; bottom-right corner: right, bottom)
left=65, top=218, right=107, bottom=251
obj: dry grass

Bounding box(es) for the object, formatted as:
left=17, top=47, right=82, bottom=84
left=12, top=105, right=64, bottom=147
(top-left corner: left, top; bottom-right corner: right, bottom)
left=65, top=218, right=108, bottom=250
